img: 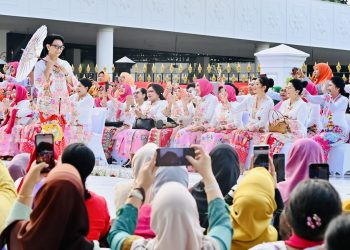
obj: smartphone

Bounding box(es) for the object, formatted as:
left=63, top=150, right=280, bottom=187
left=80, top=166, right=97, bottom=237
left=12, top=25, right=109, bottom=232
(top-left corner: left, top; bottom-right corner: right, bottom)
left=253, top=145, right=269, bottom=169
left=309, top=163, right=329, bottom=181
left=105, top=82, right=109, bottom=92
left=35, top=134, right=55, bottom=173
left=273, top=153, right=285, bottom=183
left=156, top=148, right=195, bottom=166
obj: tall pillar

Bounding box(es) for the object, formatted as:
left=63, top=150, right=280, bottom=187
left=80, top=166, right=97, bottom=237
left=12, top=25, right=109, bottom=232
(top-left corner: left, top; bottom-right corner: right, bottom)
left=0, top=30, right=8, bottom=63
left=255, top=43, right=270, bottom=73
left=65, top=48, right=81, bottom=74
left=96, top=27, right=114, bottom=78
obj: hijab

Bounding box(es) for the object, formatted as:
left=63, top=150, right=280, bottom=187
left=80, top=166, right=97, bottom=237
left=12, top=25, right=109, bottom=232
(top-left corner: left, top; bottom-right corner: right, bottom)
left=196, top=78, right=214, bottom=97
left=1, top=84, right=28, bottom=134
left=4, top=164, right=94, bottom=250
left=117, top=83, right=132, bottom=103
left=120, top=72, right=135, bottom=88
left=7, top=153, right=30, bottom=181
left=191, top=144, right=240, bottom=228
left=7, top=62, right=19, bottom=77
left=114, top=143, right=158, bottom=210
left=313, top=63, right=333, bottom=85
left=145, top=182, right=219, bottom=250
left=134, top=166, right=189, bottom=239
left=277, top=138, right=325, bottom=203
left=230, top=167, right=277, bottom=250
left=219, top=85, right=237, bottom=102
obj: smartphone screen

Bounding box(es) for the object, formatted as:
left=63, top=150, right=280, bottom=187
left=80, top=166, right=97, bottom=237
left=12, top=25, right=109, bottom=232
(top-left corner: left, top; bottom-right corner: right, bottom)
left=253, top=145, right=269, bottom=169
left=309, top=163, right=329, bottom=180
left=156, top=148, right=195, bottom=166
left=273, top=153, right=285, bottom=183
left=35, top=134, right=55, bottom=173
left=105, top=82, right=109, bottom=92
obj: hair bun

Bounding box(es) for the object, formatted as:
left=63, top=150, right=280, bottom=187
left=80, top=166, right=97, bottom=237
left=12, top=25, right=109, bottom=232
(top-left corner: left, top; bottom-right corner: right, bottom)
left=268, top=78, right=274, bottom=88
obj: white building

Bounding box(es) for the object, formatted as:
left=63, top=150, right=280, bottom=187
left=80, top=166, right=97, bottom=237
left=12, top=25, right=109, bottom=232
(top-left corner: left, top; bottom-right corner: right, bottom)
left=1, top=0, right=350, bottom=79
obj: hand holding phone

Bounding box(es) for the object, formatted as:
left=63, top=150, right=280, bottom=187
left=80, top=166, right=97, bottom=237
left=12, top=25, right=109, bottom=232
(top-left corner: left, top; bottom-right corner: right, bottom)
left=184, top=145, right=213, bottom=179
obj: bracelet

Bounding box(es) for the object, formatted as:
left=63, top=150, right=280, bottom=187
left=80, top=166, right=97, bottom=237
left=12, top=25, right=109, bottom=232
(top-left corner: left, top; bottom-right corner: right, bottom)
left=128, top=187, right=145, bottom=204
left=204, top=182, right=220, bottom=193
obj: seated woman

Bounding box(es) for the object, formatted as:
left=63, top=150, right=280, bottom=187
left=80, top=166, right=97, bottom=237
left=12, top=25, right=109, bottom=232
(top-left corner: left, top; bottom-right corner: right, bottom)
left=0, top=162, right=99, bottom=249
left=174, top=78, right=218, bottom=147
left=264, top=79, right=308, bottom=155
left=65, top=78, right=94, bottom=145
left=277, top=138, right=324, bottom=204
left=0, top=84, right=32, bottom=158
left=101, top=82, right=132, bottom=161
left=304, top=76, right=349, bottom=161
left=108, top=145, right=232, bottom=250
left=273, top=86, right=288, bottom=111
left=148, top=86, right=194, bottom=147
left=251, top=179, right=342, bottom=250
left=229, top=76, right=274, bottom=165
left=200, top=85, right=243, bottom=153
left=313, top=62, right=333, bottom=94
left=114, top=84, right=167, bottom=164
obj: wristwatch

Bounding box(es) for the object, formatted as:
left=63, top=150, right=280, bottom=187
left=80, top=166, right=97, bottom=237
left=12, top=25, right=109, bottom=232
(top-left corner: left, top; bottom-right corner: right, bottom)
left=128, top=187, right=145, bottom=204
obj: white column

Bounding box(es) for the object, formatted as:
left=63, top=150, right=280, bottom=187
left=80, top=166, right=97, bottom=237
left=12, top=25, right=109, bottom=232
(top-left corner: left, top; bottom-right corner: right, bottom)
left=255, top=43, right=270, bottom=73
left=0, top=30, right=8, bottom=63
left=96, top=27, right=114, bottom=77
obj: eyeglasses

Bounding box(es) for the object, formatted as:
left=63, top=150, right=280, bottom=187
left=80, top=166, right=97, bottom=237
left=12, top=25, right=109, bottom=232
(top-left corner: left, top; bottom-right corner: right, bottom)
left=51, top=44, right=65, bottom=50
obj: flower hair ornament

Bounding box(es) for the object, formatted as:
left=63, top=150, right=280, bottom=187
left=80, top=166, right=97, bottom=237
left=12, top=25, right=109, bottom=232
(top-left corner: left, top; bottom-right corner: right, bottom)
left=306, top=214, right=322, bottom=229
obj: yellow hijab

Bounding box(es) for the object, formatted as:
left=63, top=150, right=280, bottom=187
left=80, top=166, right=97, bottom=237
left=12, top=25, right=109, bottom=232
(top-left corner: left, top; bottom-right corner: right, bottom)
left=343, top=200, right=350, bottom=213
left=230, top=167, right=277, bottom=250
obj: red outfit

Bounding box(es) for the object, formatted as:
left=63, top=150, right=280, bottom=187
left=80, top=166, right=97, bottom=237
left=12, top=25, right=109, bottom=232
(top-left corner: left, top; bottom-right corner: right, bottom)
left=85, top=191, right=111, bottom=241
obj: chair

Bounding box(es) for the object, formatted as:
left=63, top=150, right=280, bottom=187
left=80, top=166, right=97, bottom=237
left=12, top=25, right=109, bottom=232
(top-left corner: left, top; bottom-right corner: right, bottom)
left=328, top=143, right=350, bottom=176
left=86, top=108, right=108, bottom=166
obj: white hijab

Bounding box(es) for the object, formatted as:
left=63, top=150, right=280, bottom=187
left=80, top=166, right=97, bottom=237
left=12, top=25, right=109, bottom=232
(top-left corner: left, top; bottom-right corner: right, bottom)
left=131, top=182, right=219, bottom=250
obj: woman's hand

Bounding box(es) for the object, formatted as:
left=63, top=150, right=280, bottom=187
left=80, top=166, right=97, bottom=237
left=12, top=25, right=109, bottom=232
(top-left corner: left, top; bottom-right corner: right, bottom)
left=25, top=161, right=49, bottom=186
left=135, top=153, right=157, bottom=191
left=185, top=145, right=213, bottom=182
left=186, top=145, right=223, bottom=201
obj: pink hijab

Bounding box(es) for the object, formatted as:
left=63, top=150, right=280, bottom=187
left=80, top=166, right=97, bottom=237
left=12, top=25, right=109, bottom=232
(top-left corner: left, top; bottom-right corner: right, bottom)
left=196, top=78, right=214, bottom=97
left=117, top=83, right=132, bottom=103
left=277, top=138, right=325, bottom=203
left=7, top=61, right=19, bottom=77
left=219, top=85, right=236, bottom=102
left=1, top=84, right=28, bottom=134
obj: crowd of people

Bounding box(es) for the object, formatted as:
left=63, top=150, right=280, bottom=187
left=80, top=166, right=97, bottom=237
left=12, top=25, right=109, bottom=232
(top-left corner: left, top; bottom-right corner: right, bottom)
left=0, top=34, right=350, bottom=249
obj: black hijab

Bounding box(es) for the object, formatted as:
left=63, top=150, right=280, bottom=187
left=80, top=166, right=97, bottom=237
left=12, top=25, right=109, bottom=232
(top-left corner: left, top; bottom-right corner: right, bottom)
left=191, top=144, right=240, bottom=228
